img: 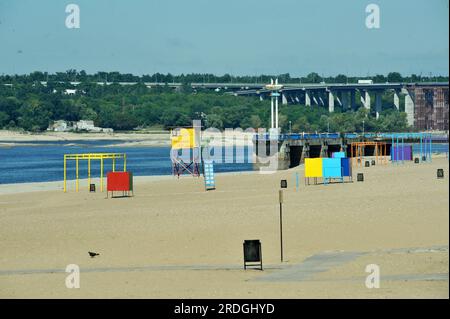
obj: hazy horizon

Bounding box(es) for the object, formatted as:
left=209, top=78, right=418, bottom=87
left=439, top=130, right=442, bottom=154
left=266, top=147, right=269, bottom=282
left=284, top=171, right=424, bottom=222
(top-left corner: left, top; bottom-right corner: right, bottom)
left=0, top=0, right=448, bottom=76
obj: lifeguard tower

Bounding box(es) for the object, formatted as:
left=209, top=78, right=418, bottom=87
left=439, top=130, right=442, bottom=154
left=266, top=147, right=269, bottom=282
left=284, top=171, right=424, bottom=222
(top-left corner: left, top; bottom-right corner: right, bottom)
left=170, top=120, right=202, bottom=177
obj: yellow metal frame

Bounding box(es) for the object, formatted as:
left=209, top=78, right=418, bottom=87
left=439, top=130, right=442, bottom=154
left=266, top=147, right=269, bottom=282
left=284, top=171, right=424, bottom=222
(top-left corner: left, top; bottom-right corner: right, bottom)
left=63, top=153, right=127, bottom=192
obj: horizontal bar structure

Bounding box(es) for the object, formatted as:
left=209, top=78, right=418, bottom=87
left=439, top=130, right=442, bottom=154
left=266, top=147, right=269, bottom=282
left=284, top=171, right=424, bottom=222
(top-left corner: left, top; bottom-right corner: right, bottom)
left=64, top=153, right=126, bottom=160
left=63, top=153, right=127, bottom=193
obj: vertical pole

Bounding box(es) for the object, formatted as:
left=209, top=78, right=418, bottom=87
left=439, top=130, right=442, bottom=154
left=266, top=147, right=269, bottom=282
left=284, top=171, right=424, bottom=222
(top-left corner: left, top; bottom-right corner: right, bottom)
left=112, top=157, right=116, bottom=172
left=280, top=202, right=283, bottom=262
left=124, top=154, right=127, bottom=172
left=100, top=157, right=104, bottom=192
left=429, top=135, right=432, bottom=163
left=63, top=155, right=67, bottom=192
left=275, top=94, right=279, bottom=130
left=88, top=156, right=91, bottom=190
left=396, top=136, right=399, bottom=165
left=76, top=157, right=79, bottom=192
left=271, top=96, right=274, bottom=129
left=279, top=190, right=284, bottom=263
left=420, top=134, right=423, bottom=163
left=402, top=136, right=404, bottom=164
left=295, top=172, right=299, bottom=191
left=391, top=137, right=394, bottom=164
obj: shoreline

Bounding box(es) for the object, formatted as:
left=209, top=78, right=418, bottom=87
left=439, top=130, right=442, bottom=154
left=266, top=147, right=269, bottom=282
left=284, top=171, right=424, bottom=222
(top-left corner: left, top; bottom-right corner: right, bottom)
left=0, top=170, right=257, bottom=195
left=0, top=130, right=256, bottom=148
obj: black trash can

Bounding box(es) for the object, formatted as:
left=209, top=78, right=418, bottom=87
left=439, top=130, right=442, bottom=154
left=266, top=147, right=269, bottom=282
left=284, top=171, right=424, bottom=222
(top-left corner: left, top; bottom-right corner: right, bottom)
left=357, top=173, right=364, bottom=182
left=243, top=240, right=263, bottom=270
left=365, top=161, right=370, bottom=167
left=437, top=169, right=444, bottom=179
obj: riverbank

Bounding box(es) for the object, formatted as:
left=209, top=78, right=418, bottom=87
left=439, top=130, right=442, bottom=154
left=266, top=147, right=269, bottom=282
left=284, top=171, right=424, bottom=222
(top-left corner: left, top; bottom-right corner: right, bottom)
left=0, top=157, right=448, bottom=298
left=0, top=130, right=255, bottom=147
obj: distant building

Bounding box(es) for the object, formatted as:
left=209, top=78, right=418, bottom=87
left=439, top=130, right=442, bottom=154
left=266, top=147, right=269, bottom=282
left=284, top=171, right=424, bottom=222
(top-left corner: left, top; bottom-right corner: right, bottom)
left=74, top=120, right=95, bottom=131
left=48, top=120, right=114, bottom=133
left=47, top=120, right=69, bottom=132
left=64, top=89, right=77, bottom=95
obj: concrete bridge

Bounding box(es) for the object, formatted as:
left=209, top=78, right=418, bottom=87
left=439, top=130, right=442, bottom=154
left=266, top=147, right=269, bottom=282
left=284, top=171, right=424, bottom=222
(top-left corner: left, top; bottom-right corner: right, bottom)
left=230, top=82, right=449, bottom=129
left=253, top=132, right=447, bottom=171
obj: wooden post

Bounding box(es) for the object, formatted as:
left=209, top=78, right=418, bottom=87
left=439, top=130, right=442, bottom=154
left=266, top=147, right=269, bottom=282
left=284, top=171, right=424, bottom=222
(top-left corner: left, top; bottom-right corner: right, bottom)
left=100, top=157, right=104, bottom=192
left=76, top=156, right=79, bottom=192
left=88, top=156, right=91, bottom=190
left=63, top=155, right=67, bottom=192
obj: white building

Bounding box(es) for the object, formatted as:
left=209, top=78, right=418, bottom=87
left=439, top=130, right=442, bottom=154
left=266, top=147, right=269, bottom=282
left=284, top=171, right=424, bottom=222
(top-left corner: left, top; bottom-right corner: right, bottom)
left=48, top=120, right=69, bottom=132
left=64, top=89, right=77, bottom=95
left=75, top=120, right=95, bottom=131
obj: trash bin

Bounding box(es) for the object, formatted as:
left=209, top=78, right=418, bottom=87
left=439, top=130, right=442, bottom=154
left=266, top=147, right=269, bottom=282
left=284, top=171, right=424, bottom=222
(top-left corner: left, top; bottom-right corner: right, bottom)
left=243, top=240, right=263, bottom=270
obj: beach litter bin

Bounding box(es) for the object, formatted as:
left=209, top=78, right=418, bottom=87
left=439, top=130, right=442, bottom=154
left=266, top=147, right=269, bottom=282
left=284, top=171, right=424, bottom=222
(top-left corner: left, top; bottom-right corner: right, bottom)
left=437, top=169, right=444, bottom=179
left=357, top=173, right=364, bottom=182
left=280, top=180, right=287, bottom=189
left=414, top=158, right=420, bottom=164
left=89, top=184, right=96, bottom=192
left=243, top=240, right=263, bottom=270
left=371, top=160, right=376, bottom=166
left=365, top=161, right=370, bottom=167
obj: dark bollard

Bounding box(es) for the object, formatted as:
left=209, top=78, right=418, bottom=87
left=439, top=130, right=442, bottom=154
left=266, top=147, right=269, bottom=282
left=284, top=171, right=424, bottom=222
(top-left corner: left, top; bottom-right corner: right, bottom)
left=357, top=173, right=364, bottom=182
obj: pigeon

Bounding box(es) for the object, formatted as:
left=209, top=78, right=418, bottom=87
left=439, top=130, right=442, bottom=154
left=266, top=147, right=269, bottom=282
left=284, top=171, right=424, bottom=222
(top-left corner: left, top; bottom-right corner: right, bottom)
left=88, top=251, right=100, bottom=258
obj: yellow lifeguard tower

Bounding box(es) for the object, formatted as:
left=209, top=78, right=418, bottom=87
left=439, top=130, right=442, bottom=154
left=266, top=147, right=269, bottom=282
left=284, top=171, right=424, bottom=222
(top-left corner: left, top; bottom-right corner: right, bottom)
left=170, top=121, right=201, bottom=177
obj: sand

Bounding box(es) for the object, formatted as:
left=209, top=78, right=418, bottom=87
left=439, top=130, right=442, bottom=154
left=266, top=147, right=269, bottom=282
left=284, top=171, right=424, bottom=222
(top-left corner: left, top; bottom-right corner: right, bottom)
left=0, top=130, right=254, bottom=148
left=0, top=157, right=448, bottom=298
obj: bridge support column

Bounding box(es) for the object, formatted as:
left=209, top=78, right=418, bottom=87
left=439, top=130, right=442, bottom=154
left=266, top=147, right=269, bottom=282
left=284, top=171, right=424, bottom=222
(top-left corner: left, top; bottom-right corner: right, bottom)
left=394, top=90, right=400, bottom=110
left=361, top=91, right=371, bottom=110
left=312, top=92, right=319, bottom=106
left=282, top=93, right=288, bottom=105
left=404, top=90, right=415, bottom=126
left=319, top=94, right=325, bottom=106
left=350, top=90, right=356, bottom=110
left=305, top=91, right=311, bottom=106
left=328, top=91, right=335, bottom=112
left=341, top=92, right=349, bottom=110
left=375, top=92, right=382, bottom=119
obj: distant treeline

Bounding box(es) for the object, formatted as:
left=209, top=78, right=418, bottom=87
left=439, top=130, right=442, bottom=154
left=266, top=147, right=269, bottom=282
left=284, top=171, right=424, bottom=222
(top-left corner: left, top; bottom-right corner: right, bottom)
left=0, top=71, right=416, bottom=133
left=0, top=70, right=448, bottom=84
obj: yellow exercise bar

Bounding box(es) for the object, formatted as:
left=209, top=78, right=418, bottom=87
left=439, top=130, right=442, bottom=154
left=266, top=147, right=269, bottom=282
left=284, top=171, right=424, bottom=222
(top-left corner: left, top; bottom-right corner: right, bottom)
left=63, top=153, right=127, bottom=192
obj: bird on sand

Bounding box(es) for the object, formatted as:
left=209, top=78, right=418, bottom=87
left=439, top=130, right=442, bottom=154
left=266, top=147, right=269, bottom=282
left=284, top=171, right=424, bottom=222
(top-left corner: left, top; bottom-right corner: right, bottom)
left=88, top=251, right=100, bottom=258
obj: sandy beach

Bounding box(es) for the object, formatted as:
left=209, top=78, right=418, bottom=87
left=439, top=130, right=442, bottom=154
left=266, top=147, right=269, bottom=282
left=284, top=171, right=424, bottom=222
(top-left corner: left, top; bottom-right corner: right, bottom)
left=0, top=157, right=448, bottom=298
left=0, top=130, right=255, bottom=148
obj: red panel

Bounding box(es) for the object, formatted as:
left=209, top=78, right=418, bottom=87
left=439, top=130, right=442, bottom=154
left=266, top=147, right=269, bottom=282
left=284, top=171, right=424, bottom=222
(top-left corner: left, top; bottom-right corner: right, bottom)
left=107, top=172, right=130, bottom=191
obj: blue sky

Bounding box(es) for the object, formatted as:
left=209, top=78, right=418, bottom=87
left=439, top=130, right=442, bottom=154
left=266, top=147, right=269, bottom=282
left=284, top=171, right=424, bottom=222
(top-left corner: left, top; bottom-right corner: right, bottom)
left=0, top=0, right=448, bottom=76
